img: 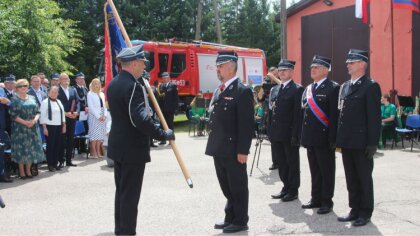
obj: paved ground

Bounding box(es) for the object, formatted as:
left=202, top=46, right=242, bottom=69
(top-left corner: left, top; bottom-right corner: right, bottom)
left=1, top=133, right=420, bottom=235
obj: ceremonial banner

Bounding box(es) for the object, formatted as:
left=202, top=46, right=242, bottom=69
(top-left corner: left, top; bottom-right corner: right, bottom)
left=104, top=3, right=127, bottom=93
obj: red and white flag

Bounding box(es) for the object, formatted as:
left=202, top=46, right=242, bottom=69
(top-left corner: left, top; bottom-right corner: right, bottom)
left=355, top=0, right=370, bottom=24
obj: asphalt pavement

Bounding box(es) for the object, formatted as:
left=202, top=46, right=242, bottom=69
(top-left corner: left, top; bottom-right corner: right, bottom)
left=1, top=133, right=420, bottom=235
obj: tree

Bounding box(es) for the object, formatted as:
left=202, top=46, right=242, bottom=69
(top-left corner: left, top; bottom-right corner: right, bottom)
left=0, top=0, right=81, bottom=78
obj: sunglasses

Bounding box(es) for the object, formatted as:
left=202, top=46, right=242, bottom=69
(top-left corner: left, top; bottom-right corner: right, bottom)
left=16, top=85, right=29, bottom=89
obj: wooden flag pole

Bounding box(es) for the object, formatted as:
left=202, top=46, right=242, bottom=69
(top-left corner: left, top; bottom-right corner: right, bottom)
left=106, top=0, right=193, bottom=188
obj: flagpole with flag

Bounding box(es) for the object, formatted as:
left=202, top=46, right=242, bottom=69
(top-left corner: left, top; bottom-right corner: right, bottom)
left=105, top=0, right=193, bottom=188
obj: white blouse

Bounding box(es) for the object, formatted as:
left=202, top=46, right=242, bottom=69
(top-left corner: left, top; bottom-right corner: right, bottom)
left=87, top=91, right=107, bottom=119
left=40, top=99, right=65, bottom=126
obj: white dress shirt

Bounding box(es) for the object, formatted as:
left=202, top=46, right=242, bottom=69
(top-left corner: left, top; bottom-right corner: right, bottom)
left=61, top=86, right=70, bottom=100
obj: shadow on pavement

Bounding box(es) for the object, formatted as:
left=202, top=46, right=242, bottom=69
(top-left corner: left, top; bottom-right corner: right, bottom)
left=0, top=154, right=107, bottom=190
left=269, top=201, right=382, bottom=235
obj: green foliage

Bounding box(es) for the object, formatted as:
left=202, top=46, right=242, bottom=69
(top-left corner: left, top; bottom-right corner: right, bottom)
left=0, top=0, right=81, bottom=79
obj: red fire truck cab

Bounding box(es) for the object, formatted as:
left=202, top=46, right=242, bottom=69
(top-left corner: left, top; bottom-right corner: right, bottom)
left=131, top=40, right=267, bottom=108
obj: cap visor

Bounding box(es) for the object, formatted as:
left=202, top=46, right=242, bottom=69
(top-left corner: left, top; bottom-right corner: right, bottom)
left=216, top=60, right=233, bottom=66
left=346, top=59, right=362, bottom=63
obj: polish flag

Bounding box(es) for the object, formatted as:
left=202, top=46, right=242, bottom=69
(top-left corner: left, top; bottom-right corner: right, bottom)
left=355, top=0, right=370, bottom=24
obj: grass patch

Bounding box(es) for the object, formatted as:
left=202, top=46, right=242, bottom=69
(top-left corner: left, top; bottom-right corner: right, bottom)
left=174, top=113, right=190, bottom=133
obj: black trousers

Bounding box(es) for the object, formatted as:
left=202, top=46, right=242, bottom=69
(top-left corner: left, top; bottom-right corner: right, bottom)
left=271, top=141, right=300, bottom=194
left=214, top=156, right=249, bottom=226
left=46, top=125, right=62, bottom=168
left=163, top=112, right=174, bottom=130
left=59, top=118, right=76, bottom=163
left=114, top=161, right=146, bottom=235
left=306, top=146, right=335, bottom=206
left=342, top=148, right=374, bottom=218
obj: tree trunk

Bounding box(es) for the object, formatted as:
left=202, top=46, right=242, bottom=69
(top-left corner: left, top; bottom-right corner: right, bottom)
left=195, top=0, right=204, bottom=40
left=213, top=0, right=223, bottom=43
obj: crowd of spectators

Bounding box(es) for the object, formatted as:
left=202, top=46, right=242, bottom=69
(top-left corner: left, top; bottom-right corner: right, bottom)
left=0, top=72, right=106, bottom=183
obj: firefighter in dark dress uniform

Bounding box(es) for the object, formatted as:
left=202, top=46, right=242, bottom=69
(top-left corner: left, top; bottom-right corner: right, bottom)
left=205, top=51, right=254, bottom=234
left=3, top=74, right=16, bottom=135
left=107, top=45, right=175, bottom=235
left=301, top=55, right=339, bottom=214
left=157, top=72, right=179, bottom=144
left=73, top=72, right=89, bottom=152
left=269, top=59, right=304, bottom=202
left=336, top=49, right=381, bottom=227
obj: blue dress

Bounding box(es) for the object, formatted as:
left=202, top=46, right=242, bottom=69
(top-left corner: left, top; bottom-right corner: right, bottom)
left=10, top=95, right=45, bottom=164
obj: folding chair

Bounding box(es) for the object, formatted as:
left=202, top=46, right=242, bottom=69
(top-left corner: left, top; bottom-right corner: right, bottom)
left=73, top=121, right=89, bottom=158
left=394, top=114, right=420, bottom=151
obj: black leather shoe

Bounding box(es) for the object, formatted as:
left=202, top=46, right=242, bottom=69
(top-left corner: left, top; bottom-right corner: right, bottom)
left=337, top=213, right=358, bottom=222
left=48, top=166, right=56, bottom=172
left=271, top=191, right=287, bottom=199
left=302, top=200, right=321, bottom=209
left=58, top=162, right=64, bottom=168
left=269, top=164, right=278, bottom=170
left=352, top=217, right=370, bottom=226
left=159, top=141, right=167, bottom=145
left=150, top=143, right=158, bottom=147
left=55, top=166, right=62, bottom=171
left=66, top=162, right=77, bottom=167
left=282, top=194, right=298, bottom=202
left=214, top=222, right=230, bottom=229
left=317, top=206, right=333, bottom=214
left=222, top=224, right=249, bottom=233
left=0, top=175, right=13, bottom=183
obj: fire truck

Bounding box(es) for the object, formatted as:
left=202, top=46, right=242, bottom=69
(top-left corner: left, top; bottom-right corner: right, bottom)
left=130, top=40, right=267, bottom=108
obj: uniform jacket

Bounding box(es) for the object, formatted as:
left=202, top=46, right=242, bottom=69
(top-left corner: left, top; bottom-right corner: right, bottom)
left=158, top=82, right=179, bottom=113
left=268, top=80, right=304, bottom=142
left=0, top=88, right=9, bottom=130
left=107, top=70, right=166, bottom=164
left=301, top=78, right=340, bottom=147
left=27, top=87, right=47, bottom=107
left=205, top=78, right=254, bottom=158
left=74, top=85, right=89, bottom=111
left=57, top=86, right=79, bottom=113
left=336, top=75, right=381, bottom=149
left=4, top=89, right=14, bottom=132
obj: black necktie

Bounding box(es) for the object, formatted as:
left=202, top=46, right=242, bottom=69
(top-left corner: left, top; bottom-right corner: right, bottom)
left=313, top=83, right=317, bottom=91
left=276, top=84, right=284, bottom=98
left=98, top=94, right=103, bottom=108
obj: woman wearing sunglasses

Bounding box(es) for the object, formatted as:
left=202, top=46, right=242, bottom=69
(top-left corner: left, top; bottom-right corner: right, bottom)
left=10, top=79, right=45, bottom=179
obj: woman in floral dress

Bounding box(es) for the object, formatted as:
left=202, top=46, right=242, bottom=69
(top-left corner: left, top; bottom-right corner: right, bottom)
left=10, top=79, right=45, bottom=179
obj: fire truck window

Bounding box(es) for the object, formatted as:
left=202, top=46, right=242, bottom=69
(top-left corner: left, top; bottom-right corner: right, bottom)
left=158, top=53, right=169, bottom=77
left=145, top=51, right=154, bottom=72
left=170, top=53, right=186, bottom=78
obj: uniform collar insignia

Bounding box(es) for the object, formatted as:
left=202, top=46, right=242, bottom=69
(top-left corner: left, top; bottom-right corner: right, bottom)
left=229, top=84, right=233, bottom=90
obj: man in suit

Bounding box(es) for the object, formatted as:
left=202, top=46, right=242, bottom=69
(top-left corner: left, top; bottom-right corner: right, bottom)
left=28, top=75, right=47, bottom=107
left=37, top=72, right=48, bottom=93
left=269, top=59, right=304, bottom=202
left=205, top=51, right=254, bottom=233
left=301, top=55, right=340, bottom=214
left=336, top=49, right=381, bottom=227
left=157, top=72, right=179, bottom=145
left=57, top=72, right=79, bottom=167
left=73, top=72, right=89, bottom=152
left=107, top=45, right=174, bottom=235
left=0, top=87, right=12, bottom=183
left=3, top=74, right=15, bottom=135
